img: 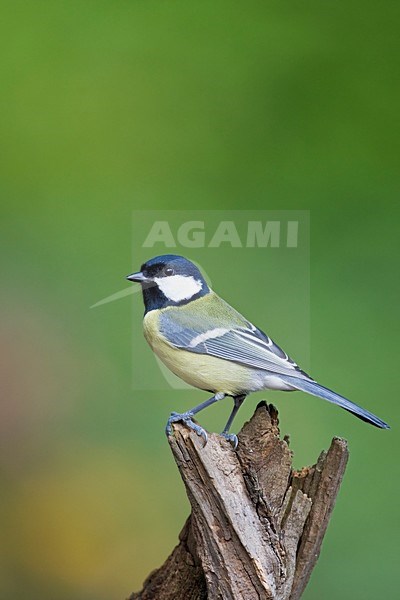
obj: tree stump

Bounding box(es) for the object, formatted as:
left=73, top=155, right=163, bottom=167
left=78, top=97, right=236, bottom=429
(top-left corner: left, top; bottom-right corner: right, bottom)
left=129, top=402, right=349, bottom=600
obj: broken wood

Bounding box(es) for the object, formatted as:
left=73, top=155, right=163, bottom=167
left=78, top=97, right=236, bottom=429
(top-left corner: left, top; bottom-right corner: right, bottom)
left=129, top=402, right=349, bottom=600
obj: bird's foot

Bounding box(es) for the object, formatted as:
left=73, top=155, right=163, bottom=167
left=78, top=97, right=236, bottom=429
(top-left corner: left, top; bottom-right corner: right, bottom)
left=166, top=411, right=208, bottom=445
left=220, top=432, right=239, bottom=450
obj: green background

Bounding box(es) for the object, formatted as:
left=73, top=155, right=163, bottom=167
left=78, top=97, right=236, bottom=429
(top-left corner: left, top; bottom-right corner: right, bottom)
left=1, top=2, right=398, bottom=599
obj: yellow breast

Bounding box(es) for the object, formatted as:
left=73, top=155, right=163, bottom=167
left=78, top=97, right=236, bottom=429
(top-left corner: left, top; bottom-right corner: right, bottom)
left=143, top=310, right=252, bottom=396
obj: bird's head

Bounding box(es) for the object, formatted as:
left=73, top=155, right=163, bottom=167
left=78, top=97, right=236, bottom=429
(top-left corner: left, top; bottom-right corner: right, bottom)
left=126, top=255, right=209, bottom=312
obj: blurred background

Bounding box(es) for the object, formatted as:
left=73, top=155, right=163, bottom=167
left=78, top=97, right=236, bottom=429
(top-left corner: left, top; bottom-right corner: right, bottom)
left=0, top=2, right=398, bottom=599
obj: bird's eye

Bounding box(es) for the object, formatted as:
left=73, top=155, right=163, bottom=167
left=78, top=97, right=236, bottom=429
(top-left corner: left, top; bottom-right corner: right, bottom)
left=164, top=267, right=174, bottom=276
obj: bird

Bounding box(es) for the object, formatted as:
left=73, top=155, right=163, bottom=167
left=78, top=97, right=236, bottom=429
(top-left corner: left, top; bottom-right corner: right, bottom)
left=126, top=254, right=389, bottom=447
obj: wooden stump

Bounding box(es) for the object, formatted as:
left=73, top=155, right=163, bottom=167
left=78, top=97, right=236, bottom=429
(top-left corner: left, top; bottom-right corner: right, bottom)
left=129, top=402, right=349, bottom=600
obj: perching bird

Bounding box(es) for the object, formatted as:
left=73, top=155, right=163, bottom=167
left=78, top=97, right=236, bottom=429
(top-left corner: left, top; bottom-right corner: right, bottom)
left=127, top=254, right=389, bottom=447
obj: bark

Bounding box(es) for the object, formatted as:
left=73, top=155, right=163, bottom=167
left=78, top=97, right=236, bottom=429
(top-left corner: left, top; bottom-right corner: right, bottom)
left=129, top=402, right=348, bottom=600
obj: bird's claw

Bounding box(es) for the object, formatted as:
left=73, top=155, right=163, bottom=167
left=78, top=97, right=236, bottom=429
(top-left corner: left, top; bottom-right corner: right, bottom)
left=166, top=411, right=208, bottom=445
left=220, top=432, right=239, bottom=449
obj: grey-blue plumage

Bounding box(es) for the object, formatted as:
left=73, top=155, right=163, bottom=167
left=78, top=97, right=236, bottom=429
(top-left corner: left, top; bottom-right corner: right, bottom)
left=277, top=376, right=389, bottom=429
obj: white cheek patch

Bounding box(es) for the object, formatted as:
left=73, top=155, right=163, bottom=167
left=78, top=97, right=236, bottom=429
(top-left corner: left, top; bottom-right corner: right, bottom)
left=154, top=275, right=203, bottom=302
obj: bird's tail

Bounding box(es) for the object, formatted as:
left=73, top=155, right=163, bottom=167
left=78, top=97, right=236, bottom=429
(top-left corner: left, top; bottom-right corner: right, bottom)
left=281, top=375, right=390, bottom=429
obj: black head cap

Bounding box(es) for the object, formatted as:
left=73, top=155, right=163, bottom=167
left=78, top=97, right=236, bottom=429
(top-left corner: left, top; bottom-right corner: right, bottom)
left=126, top=255, right=210, bottom=312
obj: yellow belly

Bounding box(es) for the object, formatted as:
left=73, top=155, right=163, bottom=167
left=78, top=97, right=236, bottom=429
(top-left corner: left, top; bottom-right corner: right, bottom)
left=143, top=310, right=252, bottom=396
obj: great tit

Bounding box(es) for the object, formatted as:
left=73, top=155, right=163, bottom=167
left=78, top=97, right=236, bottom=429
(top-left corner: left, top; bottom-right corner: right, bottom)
left=127, top=254, right=389, bottom=447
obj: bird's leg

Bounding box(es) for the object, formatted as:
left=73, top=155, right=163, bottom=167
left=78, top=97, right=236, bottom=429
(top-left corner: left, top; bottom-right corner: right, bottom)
left=166, top=392, right=226, bottom=445
left=220, top=394, right=246, bottom=449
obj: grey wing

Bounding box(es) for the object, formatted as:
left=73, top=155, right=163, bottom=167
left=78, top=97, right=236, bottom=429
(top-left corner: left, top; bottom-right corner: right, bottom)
left=159, top=311, right=310, bottom=380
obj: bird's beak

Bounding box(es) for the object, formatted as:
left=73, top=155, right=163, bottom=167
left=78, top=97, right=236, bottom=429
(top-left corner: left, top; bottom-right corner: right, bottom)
left=126, top=271, right=149, bottom=283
